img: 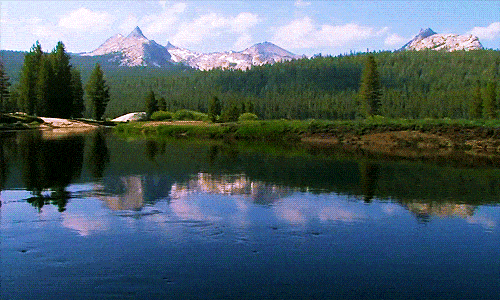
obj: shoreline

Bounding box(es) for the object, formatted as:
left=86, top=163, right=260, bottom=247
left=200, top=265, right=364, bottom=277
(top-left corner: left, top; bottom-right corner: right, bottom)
left=114, top=119, right=500, bottom=160
left=4, top=115, right=500, bottom=160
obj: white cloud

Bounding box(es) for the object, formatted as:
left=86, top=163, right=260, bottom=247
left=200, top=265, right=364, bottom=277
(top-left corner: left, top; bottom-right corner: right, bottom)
left=58, top=7, right=113, bottom=32
left=62, top=214, right=109, bottom=237
left=143, top=2, right=187, bottom=35
left=158, top=1, right=167, bottom=9
left=384, top=33, right=407, bottom=46
left=19, top=17, right=58, bottom=38
left=294, top=0, right=311, bottom=8
left=232, top=12, right=260, bottom=33
left=469, top=22, right=500, bottom=40
left=172, top=12, right=260, bottom=50
left=271, top=17, right=382, bottom=49
left=173, top=13, right=226, bottom=45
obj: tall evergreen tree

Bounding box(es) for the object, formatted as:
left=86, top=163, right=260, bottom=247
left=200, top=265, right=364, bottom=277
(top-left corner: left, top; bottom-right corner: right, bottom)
left=208, top=96, right=222, bottom=122
left=19, top=41, right=43, bottom=115
left=145, top=90, right=158, bottom=119
left=0, top=60, right=11, bottom=113
left=483, top=82, right=498, bottom=119
left=51, top=42, right=73, bottom=118
left=469, top=81, right=483, bottom=119
left=158, top=96, right=167, bottom=111
left=35, top=56, right=54, bottom=116
left=220, top=99, right=240, bottom=122
left=358, top=55, right=382, bottom=117
left=70, top=68, right=85, bottom=118
left=85, top=63, right=110, bottom=121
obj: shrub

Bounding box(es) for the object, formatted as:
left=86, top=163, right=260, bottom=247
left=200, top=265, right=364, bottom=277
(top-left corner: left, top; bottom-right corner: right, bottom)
left=234, top=120, right=300, bottom=141
left=173, top=109, right=209, bottom=121
left=238, top=113, right=258, bottom=122
left=151, top=111, right=173, bottom=121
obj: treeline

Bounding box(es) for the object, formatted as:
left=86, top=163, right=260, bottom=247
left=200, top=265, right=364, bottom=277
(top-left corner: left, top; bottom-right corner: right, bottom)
left=137, top=50, right=500, bottom=120
left=1, top=42, right=112, bottom=120
left=2, top=48, right=500, bottom=120
left=87, top=50, right=499, bottom=120
left=17, top=41, right=84, bottom=118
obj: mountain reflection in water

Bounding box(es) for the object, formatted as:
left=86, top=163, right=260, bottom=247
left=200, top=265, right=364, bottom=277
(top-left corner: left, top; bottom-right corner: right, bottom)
left=1, top=130, right=500, bottom=220
left=2, top=130, right=500, bottom=299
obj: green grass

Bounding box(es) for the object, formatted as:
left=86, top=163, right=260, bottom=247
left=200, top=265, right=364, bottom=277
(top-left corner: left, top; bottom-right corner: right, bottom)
left=0, top=113, right=44, bottom=130
left=114, top=117, right=500, bottom=142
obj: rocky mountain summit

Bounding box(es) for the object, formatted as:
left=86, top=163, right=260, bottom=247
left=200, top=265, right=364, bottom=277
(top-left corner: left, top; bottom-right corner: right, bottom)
left=81, top=27, right=173, bottom=67
left=401, top=28, right=483, bottom=52
left=82, top=27, right=301, bottom=70
left=168, top=41, right=302, bottom=71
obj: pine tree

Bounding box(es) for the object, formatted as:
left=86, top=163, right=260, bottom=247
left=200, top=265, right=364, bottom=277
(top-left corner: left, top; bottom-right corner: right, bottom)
left=158, top=96, right=167, bottom=111
left=51, top=42, right=73, bottom=118
left=0, top=60, right=11, bottom=113
left=358, top=55, right=382, bottom=117
left=145, top=90, right=158, bottom=119
left=70, top=68, right=85, bottom=118
left=85, top=63, right=110, bottom=121
left=220, top=99, right=240, bottom=122
left=483, top=82, right=497, bottom=119
left=208, top=96, right=222, bottom=122
left=469, top=81, right=483, bottom=119
left=245, top=100, right=254, bottom=113
left=35, top=56, right=54, bottom=116
left=19, top=41, right=43, bottom=115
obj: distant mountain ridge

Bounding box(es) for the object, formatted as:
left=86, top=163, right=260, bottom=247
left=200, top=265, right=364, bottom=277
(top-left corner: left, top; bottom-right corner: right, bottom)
left=82, top=26, right=302, bottom=70
left=81, top=27, right=173, bottom=67
left=401, top=28, right=483, bottom=52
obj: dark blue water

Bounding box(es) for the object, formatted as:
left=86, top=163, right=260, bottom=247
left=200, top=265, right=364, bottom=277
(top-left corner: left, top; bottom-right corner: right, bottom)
left=1, top=130, right=500, bottom=299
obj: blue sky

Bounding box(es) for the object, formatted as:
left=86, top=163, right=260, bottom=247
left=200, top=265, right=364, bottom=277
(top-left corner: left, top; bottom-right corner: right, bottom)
left=1, top=1, right=499, bottom=56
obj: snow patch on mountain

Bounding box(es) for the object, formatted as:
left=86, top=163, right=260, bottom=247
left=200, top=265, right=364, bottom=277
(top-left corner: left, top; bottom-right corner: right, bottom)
left=402, top=28, right=483, bottom=52
left=82, top=26, right=172, bottom=67
left=168, top=41, right=302, bottom=71
left=82, top=26, right=302, bottom=70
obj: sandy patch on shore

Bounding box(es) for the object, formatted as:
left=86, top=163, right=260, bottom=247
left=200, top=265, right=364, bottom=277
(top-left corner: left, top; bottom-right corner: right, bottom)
left=39, top=117, right=97, bottom=129
left=39, top=117, right=98, bottom=138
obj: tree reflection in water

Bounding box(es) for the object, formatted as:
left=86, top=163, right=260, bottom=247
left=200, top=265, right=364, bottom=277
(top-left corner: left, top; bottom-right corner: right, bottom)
left=0, top=140, right=7, bottom=193
left=86, top=129, right=110, bottom=179
left=145, top=139, right=166, bottom=162
left=19, top=131, right=84, bottom=212
left=359, top=161, right=379, bottom=203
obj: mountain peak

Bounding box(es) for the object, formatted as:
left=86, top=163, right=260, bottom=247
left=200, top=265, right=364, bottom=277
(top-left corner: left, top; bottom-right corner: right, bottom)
left=401, top=28, right=483, bottom=52
left=127, top=26, right=147, bottom=39
left=416, top=28, right=437, bottom=39
left=82, top=29, right=300, bottom=70
left=243, top=41, right=296, bottom=57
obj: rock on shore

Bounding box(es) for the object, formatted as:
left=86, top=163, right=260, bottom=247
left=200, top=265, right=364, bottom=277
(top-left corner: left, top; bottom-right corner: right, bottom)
left=111, top=112, right=147, bottom=122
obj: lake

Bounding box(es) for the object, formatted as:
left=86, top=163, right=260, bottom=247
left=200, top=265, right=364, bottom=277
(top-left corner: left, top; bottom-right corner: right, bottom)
left=2, top=129, right=500, bottom=299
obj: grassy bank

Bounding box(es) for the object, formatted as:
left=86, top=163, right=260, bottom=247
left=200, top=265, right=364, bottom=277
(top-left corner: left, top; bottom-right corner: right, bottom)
left=114, top=120, right=306, bottom=141
left=0, top=113, right=43, bottom=130
left=114, top=117, right=500, bottom=139
left=113, top=117, right=500, bottom=159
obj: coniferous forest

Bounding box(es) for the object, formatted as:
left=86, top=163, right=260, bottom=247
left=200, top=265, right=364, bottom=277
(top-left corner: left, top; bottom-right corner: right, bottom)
left=1, top=47, right=499, bottom=120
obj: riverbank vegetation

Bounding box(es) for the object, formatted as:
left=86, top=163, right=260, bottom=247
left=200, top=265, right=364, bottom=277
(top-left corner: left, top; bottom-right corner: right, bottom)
left=113, top=117, right=500, bottom=158
left=0, top=112, right=43, bottom=130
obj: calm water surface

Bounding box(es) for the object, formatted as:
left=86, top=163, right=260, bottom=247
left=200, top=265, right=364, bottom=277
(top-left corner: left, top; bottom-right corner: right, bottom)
left=1, top=130, right=500, bottom=299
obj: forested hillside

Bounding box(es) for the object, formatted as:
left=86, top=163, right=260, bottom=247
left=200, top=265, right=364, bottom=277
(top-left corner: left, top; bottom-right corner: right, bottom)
left=2, top=49, right=499, bottom=120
